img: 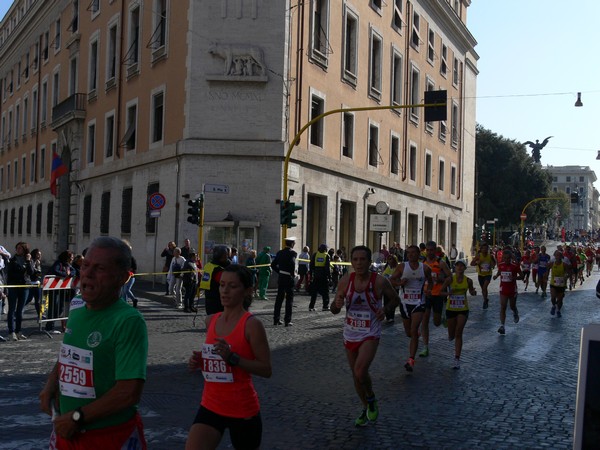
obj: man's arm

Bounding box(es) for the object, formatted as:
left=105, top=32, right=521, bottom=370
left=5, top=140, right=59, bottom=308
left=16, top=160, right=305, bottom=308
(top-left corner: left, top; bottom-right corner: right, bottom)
left=39, top=361, right=60, bottom=416
left=330, top=275, right=350, bottom=314
left=377, top=276, right=400, bottom=320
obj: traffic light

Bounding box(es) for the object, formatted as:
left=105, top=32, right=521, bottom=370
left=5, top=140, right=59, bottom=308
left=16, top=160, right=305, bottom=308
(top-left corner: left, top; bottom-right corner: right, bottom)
left=280, top=200, right=303, bottom=228
left=570, top=192, right=579, bottom=204
left=187, top=198, right=201, bottom=225
left=424, top=89, right=447, bottom=122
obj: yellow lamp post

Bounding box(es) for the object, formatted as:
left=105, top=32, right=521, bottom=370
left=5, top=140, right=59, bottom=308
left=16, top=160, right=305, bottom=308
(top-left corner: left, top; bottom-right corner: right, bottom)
left=520, top=197, right=562, bottom=251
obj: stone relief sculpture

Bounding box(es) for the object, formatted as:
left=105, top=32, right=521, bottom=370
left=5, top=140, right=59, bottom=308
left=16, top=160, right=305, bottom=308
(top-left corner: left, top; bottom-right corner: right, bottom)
left=208, top=44, right=268, bottom=80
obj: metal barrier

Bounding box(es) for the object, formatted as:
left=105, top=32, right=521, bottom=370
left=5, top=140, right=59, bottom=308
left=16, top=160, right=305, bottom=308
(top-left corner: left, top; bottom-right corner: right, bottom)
left=34, top=276, right=79, bottom=338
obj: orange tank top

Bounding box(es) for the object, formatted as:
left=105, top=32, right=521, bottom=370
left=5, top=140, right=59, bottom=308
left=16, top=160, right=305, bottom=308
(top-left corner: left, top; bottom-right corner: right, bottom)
left=201, top=311, right=259, bottom=418
left=424, top=259, right=444, bottom=296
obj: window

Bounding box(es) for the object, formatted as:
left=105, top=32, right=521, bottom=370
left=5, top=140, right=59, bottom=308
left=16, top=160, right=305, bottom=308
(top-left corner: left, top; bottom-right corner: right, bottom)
left=69, top=57, right=78, bottom=95
left=393, top=0, right=404, bottom=30
left=21, top=155, right=26, bottom=185
left=83, top=194, right=91, bottom=234
left=43, top=31, right=49, bottom=61
left=0, top=167, right=3, bottom=191
left=391, top=51, right=402, bottom=106
left=32, top=86, right=38, bottom=130
left=90, top=0, right=100, bottom=15
left=123, top=103, right=137, bottom=150
left=369, top=30, right=382, bottom=98
left=10, top=208, right=15, bottom=234
left=100, top=191, right=111, bottom=234
left=52, top=71, right=60, bottom=106
left=15, top=103, right=20, bottom=142
left=451, top=101, right=459, bottom=147
left=146, top=182, right=159, bottom=233
left=566, top=176, right=571, bottom=182
left=152, top=91, right=164, bottom=143
left=105, top=113, right=115, bottom=158
left=89, top=38, right=99, bottom=93
left=439, top=120, right=447, bottom=142
left=87, top=121, right=96, bottom=164
left=24, top=52, right=30, bottom=80
left=311, top=0, right=330, bottom=65
left=6, top=163, right=10, bottom=190
left=411, top=12, right=420, bottom=49
left=40, top=146, right=46, bottom=179
left=150, top=0, right=167, bottom=56
left=552, top=176, right=558, bottom=182
left=368, top=124, right=379, bottom=167
left=54, top=18, right=61, bottom=51
left=107, top=23, right=118, bottom=85
left=36, top=203, right=42, bottom=234
left=451, top=165, right=456, bottom=195
left=309, top=94, right=324, bottom=147
left=427, top=29, right=435, bottom=62
left=41, top=80, right=48, bottom=125
left=579, top=176, right=584, bottom=182
left=343, top=8, right=358, bottom=84
left=121, top=187, right=133, bottom=234
left=409, top=144, right=417, bottom=182
left=3, top=208, right=8, bottom=234
left=30, top=151, right=36, bottom=183
left=425, top=152, right=432, bottom=187
left=26, top=204, right=32, bottom=234
left=342, top=112, right=354, bottom=158
left=1, top=114, right=5, bottom=145
left=46, top=201, right=53, bottom=234
left=22, top=96, right=28, bottom=137
left=7, top=109, right=13, bottom=144
left=18, top=207, right=23, bottom=235
left=370, top=0, right=382, bottom=12
left=440, top=44, right=448, bottom=76
left=566, top=186, right=571, bottom=194
left=410, top=66, right=420, bottom=121
left=14, top=159, right=18, bottom=188
left=453, top=57, right=459, bottom=85
left=127, top=5, right=141, bottom=68
left=391, top=135, right=400, bottom=175
left=71, top=0, right=79, bottom=32
left=439, top=160, right=445, bottom=191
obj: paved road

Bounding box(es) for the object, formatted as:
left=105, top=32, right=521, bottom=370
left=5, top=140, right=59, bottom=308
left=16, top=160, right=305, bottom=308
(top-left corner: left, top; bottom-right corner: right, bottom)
left=2, top=245, right=599, bottom=449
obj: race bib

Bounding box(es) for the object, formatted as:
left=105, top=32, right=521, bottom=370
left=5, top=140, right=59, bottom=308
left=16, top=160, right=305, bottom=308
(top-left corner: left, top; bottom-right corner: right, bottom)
left=58, top=344, right=95, bottom=399
left=201, top=344, right=233, bottom=383
left=500, top=271, right=513, bottom=283
left=553, top=276, right=565, bottom=287
left=346, top=310, right=371, bottom=333
left=480, top=263, right=490, bottom=272
left=448, top=294, right=466, bottom=309
left=521, top=263, right=530, bottom=270
left=403, top=289, right=422, bottom=304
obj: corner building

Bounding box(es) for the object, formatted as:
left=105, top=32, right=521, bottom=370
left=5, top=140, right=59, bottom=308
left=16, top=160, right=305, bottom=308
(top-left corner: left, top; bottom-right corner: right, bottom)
left=0, top=0, right=478, bottom=271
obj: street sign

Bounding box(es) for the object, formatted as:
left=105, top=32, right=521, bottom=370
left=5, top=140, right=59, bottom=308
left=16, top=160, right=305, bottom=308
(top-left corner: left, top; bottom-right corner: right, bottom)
left=204, top=184, right=229, bottom=194
left=148, top=193, right=166, bottom=210
left=149, top=209, right=161, bottom=218
left=520, top=214, right=527, bottom=221
left=369, top=214, right=393, bottom=232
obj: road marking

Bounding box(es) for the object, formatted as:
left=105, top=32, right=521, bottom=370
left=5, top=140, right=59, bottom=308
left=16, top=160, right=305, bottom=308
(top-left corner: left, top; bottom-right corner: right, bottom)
left=514, top=331, right=561, bottom=362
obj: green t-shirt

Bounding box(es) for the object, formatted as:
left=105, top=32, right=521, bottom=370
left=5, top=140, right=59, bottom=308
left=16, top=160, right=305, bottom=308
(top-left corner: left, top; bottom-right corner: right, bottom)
left=59, top=299, right=148, bottom=430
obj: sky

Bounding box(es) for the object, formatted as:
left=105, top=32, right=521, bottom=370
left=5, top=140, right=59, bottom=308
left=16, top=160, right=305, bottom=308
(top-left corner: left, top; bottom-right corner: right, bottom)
left=468, top=0, right=600, bottom=189
left=1, top=1, right=598, bottom=183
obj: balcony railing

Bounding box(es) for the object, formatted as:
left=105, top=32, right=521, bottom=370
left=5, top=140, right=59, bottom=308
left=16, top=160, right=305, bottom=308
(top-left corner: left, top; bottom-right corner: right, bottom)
left=51, top=93, right=86, bottom=128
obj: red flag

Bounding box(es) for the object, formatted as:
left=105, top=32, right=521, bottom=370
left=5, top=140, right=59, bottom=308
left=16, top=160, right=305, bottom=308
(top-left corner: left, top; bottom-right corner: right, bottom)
left=50, top=152, right=68, bottom=196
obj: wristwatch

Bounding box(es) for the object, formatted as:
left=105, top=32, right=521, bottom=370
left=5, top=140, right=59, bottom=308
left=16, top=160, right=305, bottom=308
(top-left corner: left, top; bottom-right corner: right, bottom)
left=227, top=352, right=241, bottom=366
left=71, top=408, right=85, bottom=426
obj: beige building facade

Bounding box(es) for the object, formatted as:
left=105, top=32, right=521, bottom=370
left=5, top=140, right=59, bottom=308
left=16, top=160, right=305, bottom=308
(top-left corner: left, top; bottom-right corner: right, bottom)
left=0, top=0, right=478, bottom=271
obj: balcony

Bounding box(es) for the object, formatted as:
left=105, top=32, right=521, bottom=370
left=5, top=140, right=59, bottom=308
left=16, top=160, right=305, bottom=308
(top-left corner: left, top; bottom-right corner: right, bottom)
left=51, top=93, right=87, bottom=130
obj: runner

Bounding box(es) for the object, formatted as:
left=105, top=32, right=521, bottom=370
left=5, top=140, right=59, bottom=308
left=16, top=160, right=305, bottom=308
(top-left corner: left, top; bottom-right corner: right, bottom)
left=420, top=241, right=451, bottom=357
left=530, top=246, right=539, bottom=293
left=440, top=259, right=477, bottom=369
left=520, top=249, right=532, bottom=292
left=535, top=246, right=551, bottom=299
left=470, top=243, right=496, bottom=309
left=492, top=248, right=522, bottom=335
left=390, top=245, right=433, bottom=372
left=544, top=250, right=570, bottom=318
left=585, top=246, right=594, bottom=278
left=330, top=245, right=400, bottom=426
left=381, top=254, right=399, bottom=323
left=577, top=246, right=586, bottom=285
left=564, top=245, right=579, bottom=291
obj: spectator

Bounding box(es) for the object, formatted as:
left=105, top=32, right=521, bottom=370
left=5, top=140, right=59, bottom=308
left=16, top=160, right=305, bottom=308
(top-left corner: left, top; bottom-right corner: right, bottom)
left=45, top=250, right=75, bottom=333
left=161, top=241, right=176, bottom=295
left=169, top=248, right=186, bottom=309
left=180, top=238, right=196, bottom=260
left=182, top=252, right=199, bottom=313
left=6, top=242, right=34, bottom=341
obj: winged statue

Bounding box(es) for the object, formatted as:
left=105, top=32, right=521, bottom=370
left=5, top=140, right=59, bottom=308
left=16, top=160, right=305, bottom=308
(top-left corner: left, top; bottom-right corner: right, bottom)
left=523, top=136, right=553, bottom=163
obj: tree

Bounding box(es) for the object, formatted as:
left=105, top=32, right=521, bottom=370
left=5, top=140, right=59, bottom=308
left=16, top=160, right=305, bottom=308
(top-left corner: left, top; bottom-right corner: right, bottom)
left=475, top=125, right=553, bottom=228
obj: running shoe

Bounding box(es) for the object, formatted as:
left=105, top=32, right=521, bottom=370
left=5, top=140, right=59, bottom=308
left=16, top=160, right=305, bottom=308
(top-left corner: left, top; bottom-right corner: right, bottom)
left=442, top=314, right=448, bottom=328
left=386, top=318, right=395, bottom=324
left=524, top=286, right=527, bottom=291
left=355, top=409, right=369, bottom=427
left=366, top=399, right=379, bottom=422
left=483, top=298, right=489, bottom=309
left=18, top=334, right=27, bottom=340
left=419, top=347, right=429, bottom=357
left=453, top=357, right=460, bottom=370
left=513, top=310, right=520, bottom=323
left=542, top=292, right=547, bottom=299
left=556, top=309, right=562, bottom=318
left=404, top=357, right=415, bottom=372
left=550, top=305, right=556, bottom=316
left=10, top=332, right=18, bottom=341
left=497, top=325, right=505, bottom=335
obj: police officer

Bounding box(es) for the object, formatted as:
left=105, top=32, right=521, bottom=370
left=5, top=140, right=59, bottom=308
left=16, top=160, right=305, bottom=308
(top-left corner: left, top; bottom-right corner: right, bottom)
left=271, top=237, right=297, bottom=326
left=309, top=244, right=331, bottom=311
left=199, top=245, right=230, bottom=315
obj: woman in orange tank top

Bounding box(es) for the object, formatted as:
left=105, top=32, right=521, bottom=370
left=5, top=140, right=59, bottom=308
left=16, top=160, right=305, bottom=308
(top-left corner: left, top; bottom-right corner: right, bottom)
left=186, top=265, right=272, bottom=450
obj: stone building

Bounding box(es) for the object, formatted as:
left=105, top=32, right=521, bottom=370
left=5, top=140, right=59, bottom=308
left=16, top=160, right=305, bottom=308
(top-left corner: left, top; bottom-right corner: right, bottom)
left=0, top=0, right=478, bottom=272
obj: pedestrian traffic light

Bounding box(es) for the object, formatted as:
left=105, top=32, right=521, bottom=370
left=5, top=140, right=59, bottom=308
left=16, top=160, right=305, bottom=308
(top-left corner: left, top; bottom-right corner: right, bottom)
left=424, top=89, right=447, bottom=122
left=187, top=198, right=201, bottom=225
left=571, top=192, right=579, bottom=204
left=280, top=200, right=303, bottom=228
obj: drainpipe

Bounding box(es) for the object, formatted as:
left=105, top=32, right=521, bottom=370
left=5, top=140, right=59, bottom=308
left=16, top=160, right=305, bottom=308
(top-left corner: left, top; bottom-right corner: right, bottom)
left=294, top=0, right=305, bottom=141
left=116, top=0, right=126, bottom=158
left=402, top=1, right=411, bottom=181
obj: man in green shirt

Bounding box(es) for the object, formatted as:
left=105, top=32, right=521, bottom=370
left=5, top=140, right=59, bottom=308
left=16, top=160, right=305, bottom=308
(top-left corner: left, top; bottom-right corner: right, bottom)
left=40, top=237, right=148, bottom=449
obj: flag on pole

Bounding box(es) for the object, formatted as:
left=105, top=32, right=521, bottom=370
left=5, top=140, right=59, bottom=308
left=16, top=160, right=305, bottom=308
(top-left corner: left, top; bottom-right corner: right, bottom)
left=50, top=152, right=68, bottom=196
